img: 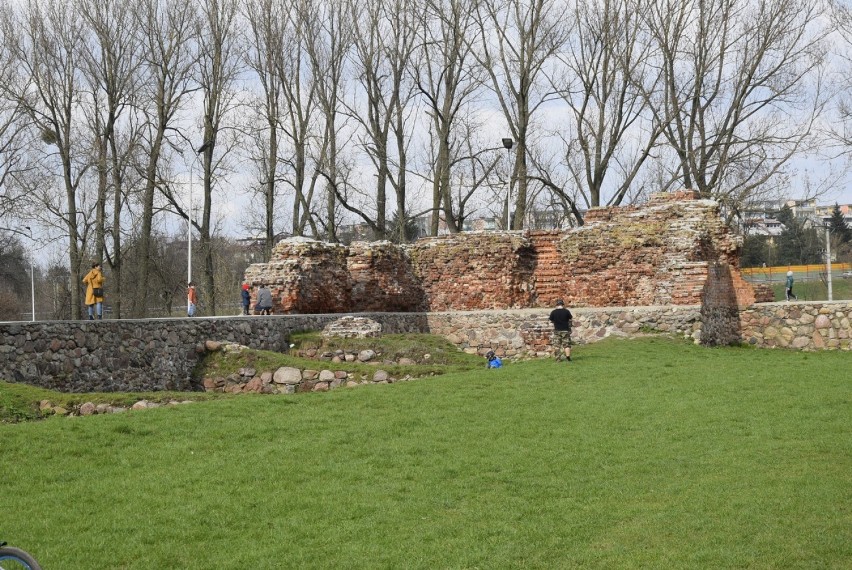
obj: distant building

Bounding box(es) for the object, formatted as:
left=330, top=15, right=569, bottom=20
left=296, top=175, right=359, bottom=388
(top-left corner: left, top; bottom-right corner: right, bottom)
left=236, top=232, right=291, bottom=262
left=739, top=198, right=851, bottom=235
left=742, top=217, right=783, bottom=236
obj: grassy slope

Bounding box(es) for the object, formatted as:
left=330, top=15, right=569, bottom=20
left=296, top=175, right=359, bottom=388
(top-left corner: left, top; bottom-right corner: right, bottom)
left=767, top=277, right=852, bottom=301
left=1, top=337, right=850, bottom=569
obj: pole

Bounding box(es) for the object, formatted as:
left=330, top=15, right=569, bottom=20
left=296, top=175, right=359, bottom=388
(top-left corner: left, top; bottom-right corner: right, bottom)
left=505, top=162, right=510, bottom=229
left=501, top=138, right=513, bottom=230
left=189, top=140, right=212, bottom=285
left=188, top=161, right=193, bottom=285
left=26, top=226, right=35, bottom=322
left=825, top=225, right=832, bottom=302
left=30, top=261, right=35, bottom=322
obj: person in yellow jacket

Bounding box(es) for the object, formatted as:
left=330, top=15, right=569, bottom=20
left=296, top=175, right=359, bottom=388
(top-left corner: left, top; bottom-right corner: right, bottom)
left=82, top=262, right=105, bottom=320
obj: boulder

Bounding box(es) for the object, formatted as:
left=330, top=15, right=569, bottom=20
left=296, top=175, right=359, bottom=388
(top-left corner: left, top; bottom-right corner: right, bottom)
left=273, top=367, right=302, bottom=385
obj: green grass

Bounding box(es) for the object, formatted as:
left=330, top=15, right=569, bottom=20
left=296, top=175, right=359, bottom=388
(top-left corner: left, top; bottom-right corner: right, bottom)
left=1, top=337, right=850, bottom=569
left=0, top=382, right=224, bottom=422
left=765, top=276, right=852, bottom=301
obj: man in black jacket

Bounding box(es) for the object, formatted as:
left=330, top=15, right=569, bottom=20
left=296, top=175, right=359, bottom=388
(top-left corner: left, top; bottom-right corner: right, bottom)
left=548, top=299, right=573, bottom=362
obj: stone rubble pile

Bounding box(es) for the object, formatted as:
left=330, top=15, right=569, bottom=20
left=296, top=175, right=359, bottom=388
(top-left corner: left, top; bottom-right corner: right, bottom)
left=38, top=398, right=194, bottom=417
left=200, top=322, right=433, bottom=394
left=321, top=316, right=383, bottom=338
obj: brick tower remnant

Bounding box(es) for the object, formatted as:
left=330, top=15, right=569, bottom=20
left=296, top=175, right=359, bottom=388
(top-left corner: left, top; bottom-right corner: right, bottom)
left=243, top=237, right=351, bottom=314
left=553, top=191, right=751, bottom=308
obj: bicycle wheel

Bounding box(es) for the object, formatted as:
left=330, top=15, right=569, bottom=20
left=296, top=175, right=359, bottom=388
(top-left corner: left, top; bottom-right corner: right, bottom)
left=0, top=546, right=42, bottom=570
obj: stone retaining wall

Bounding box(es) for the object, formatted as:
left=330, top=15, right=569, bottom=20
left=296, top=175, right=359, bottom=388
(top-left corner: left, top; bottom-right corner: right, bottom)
left=2, top=302, right=848, bottom=393
left=740, top=301, right=852, bottom=350
left=0, top=315, right=426, bottom=393
left=423, top=306, right=703, bottom=357
left=0, top=308, right=697, bottom=393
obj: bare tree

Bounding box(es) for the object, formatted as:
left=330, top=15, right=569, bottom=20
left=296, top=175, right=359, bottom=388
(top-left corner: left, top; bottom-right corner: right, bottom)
left=413, top=0, right=488, bottom=235
left=1, top=0, right=93, bottom=319
left=550, top=0, right=664, bottom=223
left=827, top=1, right=852, bottom=154
left=195, top=0, right=243, bottom=313
left=303, top=0, right=353, bottom=241
left=0, top=23, right=35, bottom=224
left=645, top=0, right=828, bottom=214
left=344, top=0, right=420, bottom=241
left=276, top=0, right=319, bottom=238
left=78, top=0, right=144, bottom=319
left=474, top=0, right=570, bottom=230
left=242, top=0, right=287, bottom=259
left=132, top=0, right=199, bottom=317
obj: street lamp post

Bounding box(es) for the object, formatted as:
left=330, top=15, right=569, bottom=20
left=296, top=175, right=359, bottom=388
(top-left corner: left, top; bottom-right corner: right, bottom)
left=188, top=140, right=212, bottom=284
left=502, top=138, right=513, bottom=229
left=188, top=167, right=192, bottom=285
left=825, top=223, right=832, bottom=302
left=25, top=226, right=34, bottom=322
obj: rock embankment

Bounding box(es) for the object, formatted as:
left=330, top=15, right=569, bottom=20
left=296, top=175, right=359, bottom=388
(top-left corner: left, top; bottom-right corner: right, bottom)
left=37, top=398, right=193, bottom=417
left=201, top=342, right=430, bottom=395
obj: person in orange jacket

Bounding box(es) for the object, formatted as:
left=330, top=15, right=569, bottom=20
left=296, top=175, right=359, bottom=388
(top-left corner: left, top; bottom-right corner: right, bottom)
left=187, top=282, right=198, bottom=317
left=82, top=262, right=105, bottom=320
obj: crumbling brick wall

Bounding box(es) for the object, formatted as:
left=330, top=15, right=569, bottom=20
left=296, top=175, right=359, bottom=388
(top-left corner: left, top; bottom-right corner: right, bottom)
left=348, top=241, right=428, bottom=312
left=406, top=232, right=536, bottom=310
left=550, top=191, right=745, bottom=307
left=244, top=192, right=758, bottom=314
left=243, top=238, right=351, bottom=314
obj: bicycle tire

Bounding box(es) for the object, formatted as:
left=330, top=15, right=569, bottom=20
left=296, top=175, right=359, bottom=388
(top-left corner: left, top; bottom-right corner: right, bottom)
left=0, top=546, right=42, bottom=570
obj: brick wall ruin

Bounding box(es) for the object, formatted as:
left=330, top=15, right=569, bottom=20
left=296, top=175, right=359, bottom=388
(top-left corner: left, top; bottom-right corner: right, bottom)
left=242, top=192, right=762, bottom=314
left=244, top=192, right=762, bottom=314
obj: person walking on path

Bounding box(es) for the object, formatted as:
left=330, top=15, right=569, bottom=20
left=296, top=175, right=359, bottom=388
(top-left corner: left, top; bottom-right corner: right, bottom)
left=255, top=284, right=273, bottom=315
left=187, top=282, right=198, bottom=317
left=82, top=262, right=105, bottom=320
left=785, top=270, right=798, bottom=301
left=241, top=283, right=251, bottom=315
left=549, top=299, right=573, bottom=362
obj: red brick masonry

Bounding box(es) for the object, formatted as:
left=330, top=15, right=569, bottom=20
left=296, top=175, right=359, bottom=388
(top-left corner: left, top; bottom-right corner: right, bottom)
left=244, top=192, right=764, bottom=314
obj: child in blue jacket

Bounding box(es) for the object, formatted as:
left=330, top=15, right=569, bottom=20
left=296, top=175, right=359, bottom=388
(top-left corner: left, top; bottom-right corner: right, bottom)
left=486, top=351, right=503, bottom=368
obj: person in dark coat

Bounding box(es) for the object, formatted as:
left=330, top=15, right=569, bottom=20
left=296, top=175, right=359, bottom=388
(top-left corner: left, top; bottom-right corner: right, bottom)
left=255, top=284, right=273, bottom=315
left=241, top=283, right=251, bottom=315
left=548, top=299, right=573, bottom=362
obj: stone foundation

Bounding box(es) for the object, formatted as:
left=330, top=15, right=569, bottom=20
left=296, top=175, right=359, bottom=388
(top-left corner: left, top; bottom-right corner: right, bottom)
left=1, top=302, right=849, bottom=393
left=740, top=302, right=852, bottom=349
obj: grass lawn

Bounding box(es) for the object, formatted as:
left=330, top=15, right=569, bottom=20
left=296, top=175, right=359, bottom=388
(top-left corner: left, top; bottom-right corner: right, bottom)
left=761, top=276, right=852, bottom=302
left=1, top=337, right=850, bottom=569
left=769, top=278, right=852, bottom=302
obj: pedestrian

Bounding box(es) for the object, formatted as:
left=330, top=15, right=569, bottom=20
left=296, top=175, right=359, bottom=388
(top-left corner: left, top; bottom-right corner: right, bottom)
left=255, top=283, right=273, bottom=315
left=549, top=298, right=573, bottom=362
left=241, top=283, right=251, bottom=315
left=485, top=350, right=503, bottom=369
left=785, top=270, right=797, bottom=301
left=187, top=282, right=198, bottom=317
left=82, top=262, right=105, bottom=320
